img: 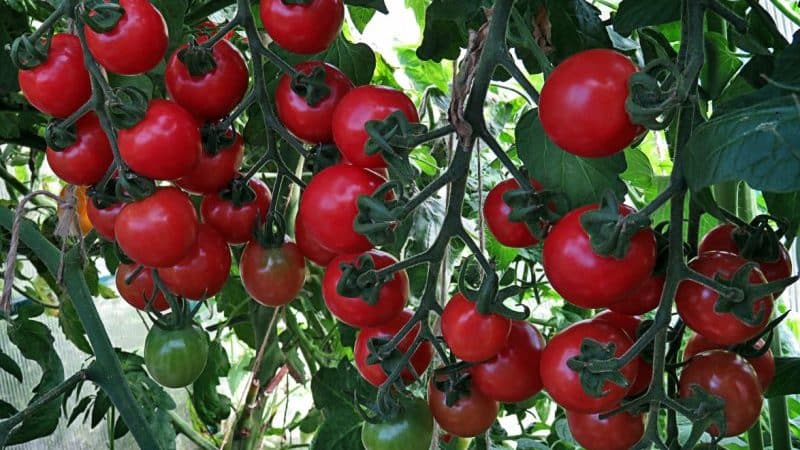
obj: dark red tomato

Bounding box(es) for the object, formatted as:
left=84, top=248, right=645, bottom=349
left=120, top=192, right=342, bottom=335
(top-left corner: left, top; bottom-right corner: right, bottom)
left=678, top=350, right=763, bottom=437
left=484, top=178, right=547, bottom=248
left=165, top=39, right=249, bottom=121
left=470, top=321, right=545, bottom=403
left=200, top=178, right=272, bottom=244
left=427, top=376, right=498, bottom=438
left=540, top=320, right=639, bottom=413
left=592, top=311, right=652, bottom=396
left=86, top=200, right=125, bottom=241
left=259, top=0, right=343, bottom=54
left=294, top=212, right=335, bottom=266
left=46, top=113, right=113, bottom=186
left=628, top=360, right=653, bottom=396
left=276, top=61, right=353, bottom=144
left=18, top=34, right=91, bottom=118
left=539, top=49, right=643, bottom=157
left=176, top=132, right=244, bottom=194
left=115, top=187, right=199, bottom=267
left=354, top=309, right=433, bottom=386
left=332, top=86, right=419, bottom=168
left=157, top=224, right=231, bottom=299
left=609, top=273, right=664, bottom=315
left=85, top=0, right=168, bottom=75
left=297, top=164, right=385, bottom=254
left=676, top=251, right=773, bottom=345
left=543, top=204, right=657, bottom=308
left=323, top=250, right=408, bottom=328
left=441, top=293, right=511, bottom=363
left=118, top=99, right=201, bottom=180
left=115, top=263, right=169, bottom=311
left=683, top=334, right=775, bottom=392
left=566, top=410, right=645, bottom=450
left=240, top=240, right=306, bottom=307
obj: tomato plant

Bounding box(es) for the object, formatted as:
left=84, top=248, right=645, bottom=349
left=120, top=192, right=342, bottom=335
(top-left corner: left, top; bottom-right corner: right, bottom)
left=441, top=292, right=511, bottom=363
left=361, top=397, right=433, bottom=450
left=144, top=324, right=209, bottom=388
left=427, top=376, right=498, bottom=438
left=200, top=178, right=272, bottom=244
left=240, top=240, right=306, bottom=307
left=46, top=113, right=113, bottom=186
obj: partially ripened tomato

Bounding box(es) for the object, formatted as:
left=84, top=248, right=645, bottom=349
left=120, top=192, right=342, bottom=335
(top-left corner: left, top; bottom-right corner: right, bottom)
left=144, top=325, right=209, bottom=388
left=200, top=178, right=272, bottom=244
left=683, top=333, right=775, bottom=392
left=427, top=376, right=498, bottom=438
left=177, top=132, right=245, bottom=195
left=484, top=178, right=548, bottom=248
left=240, top=240, right=306, bottom=307
left=259, top=0, right=344, bottom=54
left=361, top=397, right=433, bottom=450
left=47, top=113, right=113, bottom=186
left=59, top=186, right=93, bottom=235
left=115, top=263, right=169, bottom=311
left=441, top=293, right=511, bottom=363
left=566, top=410, right=645, bottom=450
left=294, top=212, right=335, bottom=266
left=610, top=273, right=664, bottom=315
left=539, top=49, right=643, bottom=157
left=87, top=199, right=125, bottom=241
left=158, top=224, right=231, bottom=300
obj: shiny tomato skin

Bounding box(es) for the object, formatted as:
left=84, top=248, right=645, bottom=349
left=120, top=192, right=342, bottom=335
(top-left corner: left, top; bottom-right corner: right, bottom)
left=592, top=311, right=652, bottom=396
left=543, top=204, right=657, bottom=308
left=297, top=164, right=385, bottom=254
left=332, top=85, right=419, bottom=168
left=118, top=99, right=201, bottom=181
left=144, top=325, right=209, bottom=388
left=259, top=0, right=343, bottom=54
left=484, top=178, right=546, bottom=248
left=683, top=334, right=775, bottom=392
left=441, top=292, right=511, bottom=363
left=354, top=309, right=433, bottom=386
left=676, top=251, right=773, bottom=345
left=157, top=224, right=231, bottom=300
left=85, top=0, right=168, bottom=75
left=427, top=377, right=498, bottom=438
left=361, top=397, right=433, bottom=450
left=47, top=113, right=113, bottom=186
left=276, top=61, right=353, bottom=144
left=18, top=34, right=91, bottom=118
left=566, top=410, right=645, bottom=450
left=87, top=200, right=125, bottom=241
left=115, top=263, right=169, bottom=311
left=200, top=178, right=272, bottom=244
left=294, top=212, right=336, bottom=266
left=176, top=132, right=244, bottom=194
left=114, top=187, right=199, bottom=267
left=609, top=273, right=664, bottom=315
left=323, top=250, right=408, bottom=328
left=470, top=321, right=545, bottom=403
left=240, top=240, right=306, bottom=307
left=165, top=39, right=249, bottom=121
left=539, top=49, right=643, bottom=157
left=678, top=350, right=763, bottom=437
left=540, top=320, right=639, bottom=413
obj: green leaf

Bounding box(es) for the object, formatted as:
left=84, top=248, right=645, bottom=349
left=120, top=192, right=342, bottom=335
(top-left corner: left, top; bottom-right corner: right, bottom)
left=320, top=36, right=376, bottom=86
left=0, top=400, right=17, bottom=419
left=0, top=348, right=22, bottom=382
left=416, top=0, right=487, bottom=62
left=0, top=3, right=29, bottom=93
left=613, top=0, right=681, bottom=35
left=701, top=32, right=743, bottom=100
left=348, top=6, right=376, bottom=33
left=546, top=0, right=611, bottom=62
left=191, top=340, right=233, bottom=427
left=59, top=296, right=93, bottom=355
left=344, top=0, right=387, bottom=14
left=764, top=191, right=800, bottom=243
left=117, top=351, right=177, bottom=449
left=217, top=277, right=256, bottom=348
left=151, top=0, right=188, bottom=51
left=396, top=46, right=452, bottom=93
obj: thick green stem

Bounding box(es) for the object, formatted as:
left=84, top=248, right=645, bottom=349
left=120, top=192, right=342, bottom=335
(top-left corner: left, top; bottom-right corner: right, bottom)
left=768, top=330, right=792, bottom=450
left=168, top=410, right=217, bottom=450
left=747, top=422, right=765, bottom=450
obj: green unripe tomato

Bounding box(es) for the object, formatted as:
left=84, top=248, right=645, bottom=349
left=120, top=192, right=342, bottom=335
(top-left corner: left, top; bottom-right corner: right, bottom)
left=144, top=324, right=209, bottom=388
left=362, top=398, right=433, bottom=450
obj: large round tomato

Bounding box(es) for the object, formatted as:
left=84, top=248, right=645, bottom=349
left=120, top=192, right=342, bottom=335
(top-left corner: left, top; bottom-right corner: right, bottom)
left=441, top=292, right=511, bottom=363
left=332, top=86, right=419, bottom=168
left=297, top=164, right=385, bottom=254
left=259, top=0, right=343, bottom=54
left=678, top=350, right=762, bottom=437
left=118, top=99, right=201, bottom=181
left=354, top=309, right=433, bottom=386
left=323, top=250, right=408, bottom=328
left=240, top=240, right=306, bottom=307
left=144, top=325, right=209, bottom=388
left=115, top=187, right=199, bottom=267
left=177, top=132, right=244, bottom=195
left=540, top=320, right=639, bottom=413
left=484, top=178, right=547, bottom=248
left=609, top=273, right=664, bottom=315
left=539, top=49, right=643, bottom=157
left=59, top=186, right=93, bottom=236
left=361, top=397, right=433, bottom=450
left=200, top=178, right=272, bottom=244
left=294, top=211, right=335, bottom=266
left=87, top=199, right=125, bottom=241
left=427, top=377, right=498, bottom=438
left=276, top=61, right=353, bottom=144
left=158, top=224, right=231, bottom=300
left=18, top=34, right=91, bottom=118
left=469, top=321, right=545, bottom=403
left=47, top=113, right=113, bottom=186
left=115, top=263, right=169, bottom=311
left=683, top=334, right=775, bottom=392
left=592, top=311, right=652, bottom=396
left=165, top=39, right=249, bottom=121
left=84, top=0, right=168, bottom=75
left=543, top=204, right=657, bottom=308
left=566, top=410, right=645, bottom=450
left=676, top=251, right=773, bottom=345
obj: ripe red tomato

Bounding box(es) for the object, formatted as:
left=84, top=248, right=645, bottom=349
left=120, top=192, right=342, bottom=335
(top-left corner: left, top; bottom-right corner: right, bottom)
left=427, top=377, right=498, bottom=438
left=46, top=113, right=113, bottom=186
left=609, top=273, right=664, bottom=315
left=294, top=212, right=335, bottom=266
left=678, top=350, right=763, bottom=437
left=676, top=251, right=773, bottom=345
left=323, top=250, right=408, bottom=328
left=18, top=34, right=91, bottom=118
left=543, top=204, right=657, bottom=308
left=176, top=132, right=244, bottom=194
left=118, top=99, right=201, bottom=181
left=115, top=263, right=169, bottom=311
left=165, top=39, right=249, bottom=121
left=157, top=224, right=231, bottom=300
left=200, top=178, right=272, bottom=244
left=115, top=187, right=199, bottom=267
left=276, top=61, right=353, bottom=144
left=354, top=309, right=433, bottom=386
left=566, top=410, right=645, bottom=450
left=592, top=312, right=652, bottom=396
left=539, top=49, right=643, bottom=157
left=87, top=199, right=125, bottom=241
left=259, top=0, right=344, bottom=54
left=240, top=240, right=306, bottom=307
left=683, top=334, right=775, bottom=392
left=332, top=85, right=419, bottom=168
left=540, top=320, right=639, bottom=413
left=484, top=178, right=547, bottom=248
left=441, top=293, right=511, bottom=363
left=297, top=164, right=385, bottom=254
left=84, top=0, right=168, bottom=75
left=470, top=321, right=545, bottom=403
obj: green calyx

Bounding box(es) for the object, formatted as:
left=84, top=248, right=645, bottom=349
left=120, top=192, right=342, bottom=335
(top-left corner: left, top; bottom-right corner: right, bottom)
left=82, top=0, right=125, bottom=34
left=309, top=143, right=343, bottom=175
left=335, top=254, right=385, bottom=306
left=502, top=186, right=561, bottom=241
left=178, top=40, right=217, bottom=77
left=732, top=215, right=788, bottom=263
left=457, top=260, right=529, bottom=321
left=116, top=169, right=157, bottom=202
left=252, top=212, right=286, bottom=248
left=432, top=371, right=472, bottom=408
left=713, top=263, right=798, bottom=326
left=566, top=338, right=629, bottom=398
left=290, top=66, right=332, bottom=107
left=581, top=192, right=653, bottom=259
left=354, top=181, right=406, bottom=247
left=201, top=123, right=236, bottom=156
left=364, top=111, right=428, bottom=183
left=107, top=86, right=148, bottom=130
left=10, top=33, right=49, bottom=70
left=365, top=336, right=420, bottom=383
left=45, top=120, right=78, bottom=151
left=625, top=57, right=682, bottom=130
left=679, top=385, right=727, bottom=440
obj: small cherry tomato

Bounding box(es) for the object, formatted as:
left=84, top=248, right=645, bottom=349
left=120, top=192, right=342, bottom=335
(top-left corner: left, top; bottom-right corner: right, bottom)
left=87, top=199, right=125, bottom=241
left=158, top=224, right=231, bottom=300
left=484, top=178, right=548, bottom=248
left=240, top=240, right=306, bottom=307
left=115, top=263, right=169, bottom=311
left=441, top=292, right=511, bottom=363
left=609, top=273, right=664, bottom=315
left=592, top=311, right=652, bottom=396
left=144, top=325, right=209, bottom=388
left=361, top=397, right=433, bottom=450
left=200, top=178, right=272, bottom=244
left=566, top=410, right=645, bottom=450
left=427, top=376, right=498, bottom=438
left=683, top=333, right=775, bottom=392
left=294, top=211, right=335, bottom=266
left=47, top=113, right=113, bottom=186
left=259, top=0, right=344, bottom=54
left=177, top=132, right=245, bottom=195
